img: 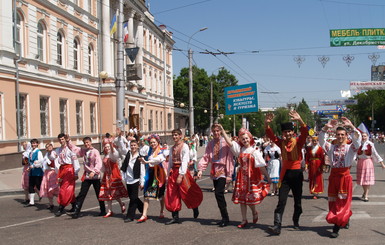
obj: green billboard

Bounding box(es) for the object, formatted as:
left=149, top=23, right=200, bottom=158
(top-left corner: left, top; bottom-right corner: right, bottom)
left=330, top=28, right=385, bottom=47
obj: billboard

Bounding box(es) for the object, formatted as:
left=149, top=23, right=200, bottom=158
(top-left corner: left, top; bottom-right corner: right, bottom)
left=224, top=83, right=258, bottom=115
left=318, top=99, right=358, bottom=106
left=350, top=81, right=385, bottom=90
left=330, top=28, right=385, bottom=47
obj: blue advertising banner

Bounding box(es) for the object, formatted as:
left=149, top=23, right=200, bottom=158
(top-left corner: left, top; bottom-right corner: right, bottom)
left=224, top=83, right=258, bottom=115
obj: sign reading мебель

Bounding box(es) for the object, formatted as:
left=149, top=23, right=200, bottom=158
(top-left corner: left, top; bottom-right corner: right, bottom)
left=330, top=28, right=385, bottom=47
left=224, top=83, right=258, bottom=115
left=350, top=81, right=385, bottom=90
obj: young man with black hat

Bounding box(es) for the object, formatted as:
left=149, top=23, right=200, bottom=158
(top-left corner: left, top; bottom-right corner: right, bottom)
left=265, top=110, right=309, bottom=235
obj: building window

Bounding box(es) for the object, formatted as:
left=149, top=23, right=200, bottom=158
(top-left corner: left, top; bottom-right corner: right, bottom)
left=88, top=0, right=92, bottom=13
left=0, top=93, right=3, bottom=140
left=160, top=111, right=163, bottom=131
left=88, top=45, right=93, bottom=75
left=37, top=22, right=45, bottom=61
left=155, top=111, right=158, bottom=131
left=90, top=102, right=96, bottom=133
left=148, top=110, right=153, bottom=132
left=140, top=108, right=143, bottom=131
left=76, top=101, right=83, bottom=135
left=40, top=96, right=50, bottom=136
left=57, top=32, right=63, bottom=65
left=59, top=99, right=68, bottom=134
left=17, top=94, right=28, bottom=138
left=167, top=113, right=172, bottom=130
left=13, top=11, right=23, bottom=56
left=73, top=39, right=79, bottom=70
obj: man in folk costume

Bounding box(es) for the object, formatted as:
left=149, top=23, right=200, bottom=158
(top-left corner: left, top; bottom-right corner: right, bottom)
left=67, top=136, right=106, bottom=218
left=304, top=136, right=326, bottom=199
left=265, top=111, right=309, bottom=235
left=197, top=124, right=234, bottom=227
left=53, top=134, right=80, bottom=217
left=319, top=117, right=361, bottom=238
left=165, top=129, right=203, bottom=225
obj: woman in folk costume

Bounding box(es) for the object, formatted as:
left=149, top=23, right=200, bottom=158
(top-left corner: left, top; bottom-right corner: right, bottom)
left=319, top=117, right=361, bottom=238
left=304, top=136, right=326, bottom=199
left=222, top=127, right=271, bottom=228
left=356, top=132, right=385, bottom=202
left=21, top=141, right=32, bottom=204
left=264, top=141, right=281, bottom=196
left=99, top=140, right=129, bottom=218
left=39, top=143, right=59, bottom=211
left=187, top=140, right=198, bottom=178
left=137, top=134, right=167, bottom=222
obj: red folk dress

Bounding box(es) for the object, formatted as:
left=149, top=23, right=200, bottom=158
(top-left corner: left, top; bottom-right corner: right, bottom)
left=305, top=145, right=325, bottom=194
left=231, top=143, right=269, bottom=205
left=99, top=152, right=128, bottom=201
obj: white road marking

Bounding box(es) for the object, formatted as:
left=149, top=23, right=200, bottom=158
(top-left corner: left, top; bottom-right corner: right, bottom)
left=313, top=210, right=385, bottom=223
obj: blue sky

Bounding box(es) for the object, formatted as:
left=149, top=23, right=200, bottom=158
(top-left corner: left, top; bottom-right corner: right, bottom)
left=148, top=0, right=385, bottom=110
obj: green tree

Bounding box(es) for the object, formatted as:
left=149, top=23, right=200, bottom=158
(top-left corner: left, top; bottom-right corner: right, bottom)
left=296, top=98, right=315, bottom=128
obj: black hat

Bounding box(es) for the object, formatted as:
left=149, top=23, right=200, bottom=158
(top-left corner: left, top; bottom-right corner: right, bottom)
left=281, top=122, right=294, bottom=131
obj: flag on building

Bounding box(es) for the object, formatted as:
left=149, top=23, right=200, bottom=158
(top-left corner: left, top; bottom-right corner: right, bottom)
left=340, top=90, right=351, bottom=98
left=123, top=22, right=129, bottom=43
left=110, top=14, right=117, bottom=36
left=215, top=102, right=219, bottom=110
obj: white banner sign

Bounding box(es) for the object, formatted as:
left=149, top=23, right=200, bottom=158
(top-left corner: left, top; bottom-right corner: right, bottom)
left=318, top=99, right=358, bottom=106
left=350, top=81, right=385, bottom=90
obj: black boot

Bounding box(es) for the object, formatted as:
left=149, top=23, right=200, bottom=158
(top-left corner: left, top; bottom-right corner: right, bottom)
left=293, top=208, right=302, bottom=230
left=193, top=208, right=199, bottom=219
left=98, top=201, right=106, bottom=216
left=268, top=213, right=282, bottom=235
left=70, top=203, right=81, bottom=219
left=54, top=205, right=65, bottom=217
left=165, top=211, right=180, bottom=225
left=330, top=224, right=340, bottom=238
left=217, top=208, right=230, bottom=227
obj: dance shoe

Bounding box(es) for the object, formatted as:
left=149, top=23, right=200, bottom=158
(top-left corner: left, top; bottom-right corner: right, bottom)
left=137, top=216, right=148, bottom=223
left=103, top=211, right=114, bottom=218
left=237, top=220, right=248, bottom=229
left=120, top=203, right=126, bottom=213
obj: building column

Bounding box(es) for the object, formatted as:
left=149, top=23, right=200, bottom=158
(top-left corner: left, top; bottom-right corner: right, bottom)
left=135, top=15, right=144, bottom=87
left=101, top=0, right=113, bottom=77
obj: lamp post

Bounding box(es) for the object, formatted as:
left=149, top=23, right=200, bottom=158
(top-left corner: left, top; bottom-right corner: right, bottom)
left=210, top=66, right=224, bottom=130
left=188, top=27, right=208, bottom=136
left=99, top=71, right=108, bottom=150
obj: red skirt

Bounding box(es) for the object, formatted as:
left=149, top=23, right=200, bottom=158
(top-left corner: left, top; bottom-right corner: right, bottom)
left=308, top=159, right=324, bottom=194
left=39, top=169, right=59, bottom=198
left=57, top=164, right=76, bottom=207
left=165, top=167, right=203, bottom=212
left=99, top=162, right=128, bottom=201
left=326, top=167, right=352, bottom=227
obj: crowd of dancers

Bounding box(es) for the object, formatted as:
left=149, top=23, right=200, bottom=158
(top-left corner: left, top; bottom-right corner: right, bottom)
left=20, top=110, right=384, bottom=238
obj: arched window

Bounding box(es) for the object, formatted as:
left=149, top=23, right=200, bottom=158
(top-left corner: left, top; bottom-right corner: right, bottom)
left=73, top=39, right=79, bottom=70
left=37, top=21, right=45, bottom=61
left=57, top=32, right=63, bottom=65
left=88, top=45, right=93, bottom=75
left=13, top=11, right=23, bottom=56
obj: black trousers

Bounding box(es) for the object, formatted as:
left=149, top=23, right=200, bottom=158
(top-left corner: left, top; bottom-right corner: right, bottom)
left=126, top=182, right=144, bottom=219
left=29, top=176, right=43, bottom=193
left=76, top=179, right=105, bottom=212
left=274, top=169, right=303, bottom=222
left=213, top=178, right=227, bottom=211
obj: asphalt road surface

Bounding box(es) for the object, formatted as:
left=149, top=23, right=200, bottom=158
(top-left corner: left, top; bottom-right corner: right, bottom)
left=1, top=144, right=385, bottom=245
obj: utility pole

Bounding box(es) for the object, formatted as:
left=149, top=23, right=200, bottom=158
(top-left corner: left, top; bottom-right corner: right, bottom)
left=188, top=48, right=194, bottom=136
left=210, top=76, right=213, bottom=129
left=116, top=0, right=125, bottom=131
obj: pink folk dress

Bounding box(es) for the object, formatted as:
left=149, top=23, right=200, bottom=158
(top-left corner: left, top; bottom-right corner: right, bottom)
left=356, top=141, right=383, bottom=186
left=39, top=154, right=59, bottom=198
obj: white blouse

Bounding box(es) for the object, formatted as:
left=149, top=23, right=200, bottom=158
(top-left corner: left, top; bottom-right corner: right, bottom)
left=230, top=141, right=266, bottom=168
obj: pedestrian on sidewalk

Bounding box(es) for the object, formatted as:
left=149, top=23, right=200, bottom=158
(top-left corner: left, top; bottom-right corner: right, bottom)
left=67, top=136, right=106, bottom=218
left=319, top=117, right=361, bottom=238
left=39, top=143, right=59, bottom=211
left=24, top=139, right=44, bottom=207
left=265, top=110, right=309, bottom=235
left=53, top=133, right=80, bottom=217
left=164, top=129, right=203, bottom=225
left=197, top=124, right=234, bottom=227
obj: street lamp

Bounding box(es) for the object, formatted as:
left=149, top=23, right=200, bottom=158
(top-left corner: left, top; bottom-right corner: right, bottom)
left=210, top=66, right=224, bottom=130
left=98, top=71, right=108, bottom=150
left=188, top=27, right=208, bottom=136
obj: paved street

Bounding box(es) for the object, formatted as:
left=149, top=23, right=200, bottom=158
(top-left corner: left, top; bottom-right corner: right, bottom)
left=1, top=144, right=385, bottom=245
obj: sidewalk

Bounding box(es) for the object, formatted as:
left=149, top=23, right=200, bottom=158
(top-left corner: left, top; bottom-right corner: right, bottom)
left=0, top=145, right=207, bottom=196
